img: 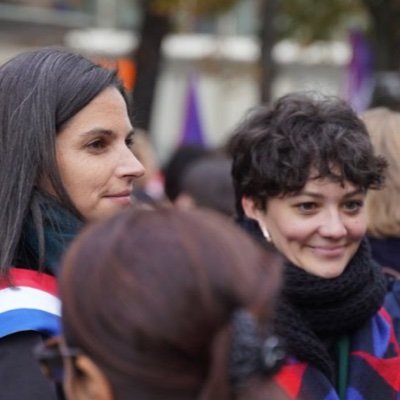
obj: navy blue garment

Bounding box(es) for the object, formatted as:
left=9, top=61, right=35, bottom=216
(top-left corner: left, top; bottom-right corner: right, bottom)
left=368, top=236, right=400, bottom=273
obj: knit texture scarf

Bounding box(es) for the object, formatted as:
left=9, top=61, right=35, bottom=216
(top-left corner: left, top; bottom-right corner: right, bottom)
left=274, top=239, right=387, bottom=383
left=15, top=191, right=84, bottom=276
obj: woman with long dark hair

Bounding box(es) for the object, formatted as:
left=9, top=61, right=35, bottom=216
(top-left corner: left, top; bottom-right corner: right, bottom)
left=0, top=48, right=144, bottom=399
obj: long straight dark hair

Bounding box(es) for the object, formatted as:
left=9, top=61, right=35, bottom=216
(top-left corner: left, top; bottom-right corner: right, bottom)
left=0, top=47, right=126, bottom=275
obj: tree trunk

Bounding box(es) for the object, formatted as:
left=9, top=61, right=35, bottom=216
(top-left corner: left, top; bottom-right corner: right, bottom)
left=132, top=0, right=170, bottom=132
left=259, top=0, right=280, bottom=103
left=361, top=0, right=400, bottom=109
left=362, top=0, right=400, bottom=71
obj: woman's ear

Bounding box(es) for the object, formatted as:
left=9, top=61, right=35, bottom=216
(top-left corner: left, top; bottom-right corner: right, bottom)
left=241, top=196, right=272, bottom=242
left=69, top=355, right=113, bottom=400
left=241, top=196, right=258, bottom=220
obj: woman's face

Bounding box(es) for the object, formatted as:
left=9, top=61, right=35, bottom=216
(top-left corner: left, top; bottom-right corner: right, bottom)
left=52, top=87, right=144, bottom=221
left=244, top=178, right=367, bottom=278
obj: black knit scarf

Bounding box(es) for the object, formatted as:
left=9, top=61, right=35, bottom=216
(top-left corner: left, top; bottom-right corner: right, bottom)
left=274, top=239, right=387, bottom=382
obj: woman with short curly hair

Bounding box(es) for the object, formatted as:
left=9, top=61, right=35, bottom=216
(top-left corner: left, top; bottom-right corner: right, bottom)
left=230, top=92, right=400, bottom=400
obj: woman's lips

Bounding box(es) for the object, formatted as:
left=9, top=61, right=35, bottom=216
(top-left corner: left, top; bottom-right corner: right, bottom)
left=105, top=191, right=132, bottom=206
left=310, top=245, right=346, bottom=257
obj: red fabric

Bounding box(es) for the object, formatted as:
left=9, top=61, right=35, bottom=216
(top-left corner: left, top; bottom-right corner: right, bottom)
left=0, top=268, right=58, bottom=295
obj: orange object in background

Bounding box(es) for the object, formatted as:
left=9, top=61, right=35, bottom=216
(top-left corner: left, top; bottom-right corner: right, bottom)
left=92, top=56, right=137, bottom=91
left=116, top=58, right=137, bottom=91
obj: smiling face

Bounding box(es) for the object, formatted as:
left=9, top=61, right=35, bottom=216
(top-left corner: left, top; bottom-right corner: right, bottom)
left=51, top=86, right=145, bottom=222
left=243, top=178, right=367, bottom=278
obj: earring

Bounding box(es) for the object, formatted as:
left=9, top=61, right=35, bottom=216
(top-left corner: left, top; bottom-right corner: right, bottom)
left=259, top=223, right=272, bottom=242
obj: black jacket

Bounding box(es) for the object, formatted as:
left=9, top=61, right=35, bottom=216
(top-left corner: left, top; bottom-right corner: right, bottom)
left=0, top=332, right=59, bottom=400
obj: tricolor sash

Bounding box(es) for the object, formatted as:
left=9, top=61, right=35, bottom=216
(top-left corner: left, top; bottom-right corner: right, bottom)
left=0, top=268, right=61, bottom=338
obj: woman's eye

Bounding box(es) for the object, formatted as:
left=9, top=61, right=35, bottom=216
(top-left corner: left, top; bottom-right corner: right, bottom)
left=343, top=200, right=364, bottom=213
left=296, top=202, right=317, bottom=213
left=86, top=139, right=107, bottom=151
left=125, top=137, right=134, bottom=148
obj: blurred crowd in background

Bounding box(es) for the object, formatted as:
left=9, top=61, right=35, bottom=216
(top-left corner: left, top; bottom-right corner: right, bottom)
left=2, top=0, right=400, bottom=170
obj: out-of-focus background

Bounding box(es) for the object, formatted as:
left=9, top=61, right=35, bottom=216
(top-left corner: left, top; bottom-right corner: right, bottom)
left=0, top=0, right=398, bottom=164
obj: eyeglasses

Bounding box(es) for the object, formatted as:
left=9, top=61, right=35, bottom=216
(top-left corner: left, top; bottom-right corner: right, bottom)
left=33, top=337, right=81, bottom=384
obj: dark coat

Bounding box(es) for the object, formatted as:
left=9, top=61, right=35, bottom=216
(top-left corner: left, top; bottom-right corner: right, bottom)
left=368, top=236, right=400, bottom=273
left=0, top=195, right=82, bottom=400
left=0, top=332, right=59, bottom=400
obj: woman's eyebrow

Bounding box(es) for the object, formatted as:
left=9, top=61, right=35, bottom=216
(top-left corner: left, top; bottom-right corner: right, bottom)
left=79, top=128, right=114, bottom=138
left=293, top=188, right=365, bottom=199
left=343, top=188, right=365, bottom=198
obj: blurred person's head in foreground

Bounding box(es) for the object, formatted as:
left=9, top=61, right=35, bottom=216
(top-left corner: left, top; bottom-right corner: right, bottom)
left=175, top=155, right=235, bottom=216
left=56, top=207, right=284, bottom=400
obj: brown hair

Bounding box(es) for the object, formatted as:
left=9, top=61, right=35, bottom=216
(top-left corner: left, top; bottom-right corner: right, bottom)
left=362, top=107, right=400, bottom=237
left=60, top=207, right=283, bottom=400
left=229, top=92, right=387, bottom=215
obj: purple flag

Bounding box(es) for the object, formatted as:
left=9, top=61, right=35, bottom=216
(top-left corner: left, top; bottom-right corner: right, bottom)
left=179, top=74, right=206, bottom=147
left=344, top=30, right=374, bottom=112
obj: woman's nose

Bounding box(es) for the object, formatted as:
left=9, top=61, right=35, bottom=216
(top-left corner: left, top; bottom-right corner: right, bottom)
left=318, top=210, right=347, bottom=239
left=116, top=147, right=145, bottom=179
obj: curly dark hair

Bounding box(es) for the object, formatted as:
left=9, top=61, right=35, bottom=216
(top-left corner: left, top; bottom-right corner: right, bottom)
left=229, top=92, right=387, bottom=215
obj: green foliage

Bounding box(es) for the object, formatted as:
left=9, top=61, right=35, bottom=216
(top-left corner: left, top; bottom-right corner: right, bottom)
left=151, top=0, right=240, bottom=16
left=279, top=0, right=368, bottom=43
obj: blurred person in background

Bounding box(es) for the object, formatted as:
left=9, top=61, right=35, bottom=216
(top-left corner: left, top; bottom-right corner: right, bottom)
left=361, top=108, right=400, bottom=277
left=229, top=92, right=400, bottom=399
left=0, top=47, right=144, bottom=399
left=131, top=129, right=166, bottom=206
left=163, top=145, right=212, bottom=204
left=174, top=154, right=235, bottom=217
left=368, top=72, right=400, bottom=112
left=36, top=207, right=287, bottom=400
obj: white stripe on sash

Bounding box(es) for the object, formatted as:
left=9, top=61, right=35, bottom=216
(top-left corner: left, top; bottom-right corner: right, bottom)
left=0, top=287, right=61, bottom=316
